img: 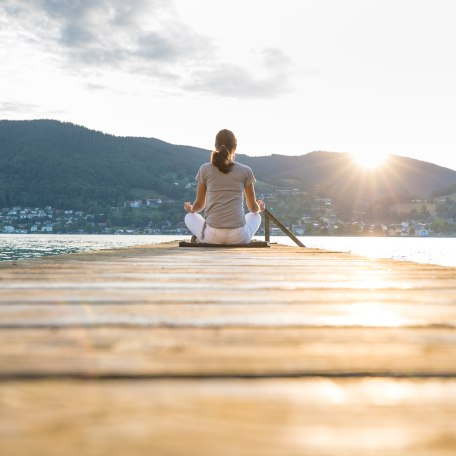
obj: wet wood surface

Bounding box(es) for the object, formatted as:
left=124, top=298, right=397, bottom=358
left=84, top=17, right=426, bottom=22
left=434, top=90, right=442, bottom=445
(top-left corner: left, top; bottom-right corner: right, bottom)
left=1, top=241, right=456, bottom=455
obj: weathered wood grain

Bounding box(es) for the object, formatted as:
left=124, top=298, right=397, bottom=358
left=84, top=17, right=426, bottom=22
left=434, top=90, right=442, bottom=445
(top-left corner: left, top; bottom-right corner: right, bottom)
left=1, top=378, right=456, bottom=456
left=1, top=241, right=456, bottom=455
left=1, top=301, right=456, bottom=328
left=1, top=327, right=456, bottom=378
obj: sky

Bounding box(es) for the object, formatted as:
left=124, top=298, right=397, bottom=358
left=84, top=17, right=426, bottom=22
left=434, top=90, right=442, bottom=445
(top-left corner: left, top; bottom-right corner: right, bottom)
left=1, top=0, right=456, bottom=171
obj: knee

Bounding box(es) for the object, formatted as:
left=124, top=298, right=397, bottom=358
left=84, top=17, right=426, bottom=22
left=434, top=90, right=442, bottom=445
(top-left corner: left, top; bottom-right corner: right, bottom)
left=184, top=212, right=196, bottom=227
left=185, top=212, right=199, bottom=220
left=185, top=212, right=204, bottom=230
left=246, top=212, right=261, bottom=223
left=245, top=212, right=261, bottom=234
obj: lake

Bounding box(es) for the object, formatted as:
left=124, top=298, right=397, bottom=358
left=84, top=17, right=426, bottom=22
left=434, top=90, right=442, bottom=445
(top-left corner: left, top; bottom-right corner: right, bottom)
left=0, top=234, right=455, bottom=267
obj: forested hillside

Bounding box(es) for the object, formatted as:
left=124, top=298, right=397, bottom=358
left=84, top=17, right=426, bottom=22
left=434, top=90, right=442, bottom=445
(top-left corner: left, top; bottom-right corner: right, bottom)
left=0, top=120, right=208, bottom=209
left=1, top=119, right=456, bottom=214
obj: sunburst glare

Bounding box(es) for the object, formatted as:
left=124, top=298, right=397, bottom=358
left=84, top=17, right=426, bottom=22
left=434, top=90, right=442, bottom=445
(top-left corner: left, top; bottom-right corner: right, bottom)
left=350, top=152, right=390, bottom=169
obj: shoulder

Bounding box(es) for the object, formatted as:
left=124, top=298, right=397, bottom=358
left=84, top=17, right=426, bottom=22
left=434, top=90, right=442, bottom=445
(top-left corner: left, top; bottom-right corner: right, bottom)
left=199, top=162, right=214, bottom=172
left=233, top=162, right=255, bottom=185
left=233, top=162, right=254, bottom=177
left=233, top=162, right=253, bottom=173
left=196, top=162, right=213, bottom=182
left=197, top=162, right=214, bottom=174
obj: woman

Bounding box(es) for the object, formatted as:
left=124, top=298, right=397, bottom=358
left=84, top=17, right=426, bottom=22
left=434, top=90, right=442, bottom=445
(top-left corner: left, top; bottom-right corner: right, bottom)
left=184, top=129, right=265, bottom=244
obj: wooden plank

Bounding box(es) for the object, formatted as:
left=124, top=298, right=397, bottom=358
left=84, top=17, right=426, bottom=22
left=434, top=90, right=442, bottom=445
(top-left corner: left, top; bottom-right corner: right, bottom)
left=2, top=260, right=456, bottom=284
left=1, top=248, right=454, bottom=284
left=1, top=242, right=456, bottom=455
left=1, top=301, right=456, bottom=328
left=1, top=378, right=456, bottom=456
left=1, top=327, right=456, bottom=378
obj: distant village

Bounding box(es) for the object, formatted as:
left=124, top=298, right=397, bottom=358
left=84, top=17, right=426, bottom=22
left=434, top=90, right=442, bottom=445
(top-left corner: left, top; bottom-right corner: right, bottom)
left=0, top=202, right=185, bottom=236
left=290, top=198, right=432, bottom=237
left=1, top=191, right=454, bottom=237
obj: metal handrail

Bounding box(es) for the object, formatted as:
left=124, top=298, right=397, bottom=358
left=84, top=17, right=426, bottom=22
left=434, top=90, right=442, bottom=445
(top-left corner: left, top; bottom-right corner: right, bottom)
left=263, top=208, right=305, bottom=248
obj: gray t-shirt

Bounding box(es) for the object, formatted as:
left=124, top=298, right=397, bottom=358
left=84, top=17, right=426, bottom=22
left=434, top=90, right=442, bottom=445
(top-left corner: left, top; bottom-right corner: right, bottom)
left=195, top=162, right=255, bottom=229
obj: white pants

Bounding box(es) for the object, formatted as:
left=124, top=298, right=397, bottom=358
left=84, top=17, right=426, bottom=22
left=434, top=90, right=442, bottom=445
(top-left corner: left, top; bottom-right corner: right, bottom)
left=184, top=212, right=261, bottom=244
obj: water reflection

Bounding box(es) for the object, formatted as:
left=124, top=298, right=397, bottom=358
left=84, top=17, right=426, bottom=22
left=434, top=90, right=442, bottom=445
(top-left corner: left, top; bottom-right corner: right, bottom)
left=270, top=235, right=456, bottom=267
left=0, top=234, right=180, bottom=261
left=1, top=234, right=456, bottom=266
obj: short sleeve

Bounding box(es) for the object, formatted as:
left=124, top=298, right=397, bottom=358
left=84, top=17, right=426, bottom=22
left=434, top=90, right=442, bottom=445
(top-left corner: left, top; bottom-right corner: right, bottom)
left=244, top=166, right=255, bottom=186
left=195, top=165, right=207, bottom=184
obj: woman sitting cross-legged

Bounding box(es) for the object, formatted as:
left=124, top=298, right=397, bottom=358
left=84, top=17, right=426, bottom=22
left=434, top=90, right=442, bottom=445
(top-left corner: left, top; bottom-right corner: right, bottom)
left=184, top=129, right=265, bottom=244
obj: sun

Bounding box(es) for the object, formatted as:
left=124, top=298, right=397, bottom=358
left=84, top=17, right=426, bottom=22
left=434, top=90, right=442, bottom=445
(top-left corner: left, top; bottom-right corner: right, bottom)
left=350, top=151, right=390, bottom=169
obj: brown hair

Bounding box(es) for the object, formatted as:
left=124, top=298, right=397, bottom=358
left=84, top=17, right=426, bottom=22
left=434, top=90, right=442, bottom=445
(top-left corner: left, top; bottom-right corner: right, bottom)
left=211, top=129, right=237, bottom=174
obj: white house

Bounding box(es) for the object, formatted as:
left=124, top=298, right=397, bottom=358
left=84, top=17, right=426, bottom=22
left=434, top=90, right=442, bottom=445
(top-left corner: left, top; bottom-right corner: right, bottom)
left=145, top=199, right=162, bottom=206
left=125, top=200, right=142, bottom=208
left=416, top=228, right=430, bottom=237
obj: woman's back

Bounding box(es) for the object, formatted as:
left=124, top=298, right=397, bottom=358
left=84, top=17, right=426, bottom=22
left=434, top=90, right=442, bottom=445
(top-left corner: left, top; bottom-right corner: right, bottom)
left=196, top=162, right=254, bottom=229
left=183, top=128, right=264, bottom=244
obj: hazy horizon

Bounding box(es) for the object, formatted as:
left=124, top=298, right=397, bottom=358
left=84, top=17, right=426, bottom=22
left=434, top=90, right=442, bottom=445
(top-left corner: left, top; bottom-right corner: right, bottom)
left=5, top=117, right=456, bottom=174
left=1, top=1, right=456, bottom=171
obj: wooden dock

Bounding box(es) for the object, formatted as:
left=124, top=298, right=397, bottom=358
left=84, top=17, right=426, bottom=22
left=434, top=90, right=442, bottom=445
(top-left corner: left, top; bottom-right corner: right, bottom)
left=1, top=241, right=456, bottom=455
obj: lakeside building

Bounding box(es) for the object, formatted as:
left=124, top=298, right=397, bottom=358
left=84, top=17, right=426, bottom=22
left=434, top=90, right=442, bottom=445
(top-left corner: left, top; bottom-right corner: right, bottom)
left=0, top=205, right=454, bottom=237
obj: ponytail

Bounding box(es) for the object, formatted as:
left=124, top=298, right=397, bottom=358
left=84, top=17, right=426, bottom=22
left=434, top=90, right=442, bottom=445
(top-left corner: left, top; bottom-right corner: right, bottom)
left=211, top=144, right=234, bottom=174
left=212, top=129, right=237, bottom=173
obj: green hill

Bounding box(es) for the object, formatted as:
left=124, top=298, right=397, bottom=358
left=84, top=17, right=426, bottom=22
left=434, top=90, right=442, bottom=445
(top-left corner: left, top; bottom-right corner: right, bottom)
left=1, top=119, right=456, bottom=216
left=0, top=119, right=208, bottom=209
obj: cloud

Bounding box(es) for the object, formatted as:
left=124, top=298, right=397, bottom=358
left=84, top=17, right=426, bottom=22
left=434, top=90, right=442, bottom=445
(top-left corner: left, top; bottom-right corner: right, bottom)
left=1, top=1, right=210, bottom=65
left=39, top=0, right=162, bottom=47
left=186, top=48, right=297, bottom=99
left=187, top=65, right=291, bottom=99
left=0, top=99, right=65, bottom=117
left=0, top=1, right=299, bottom=99
left=0, top=101, right=41, bottom=114
left=48, top=0, right=211, bottom=66
left=260, top=47, right=294, bottom=70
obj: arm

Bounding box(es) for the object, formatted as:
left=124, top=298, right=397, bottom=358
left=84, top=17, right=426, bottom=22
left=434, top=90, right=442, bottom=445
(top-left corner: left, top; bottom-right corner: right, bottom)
left=244, top=183, right=265, bottom=213
left=183, top=181, right=207, bottom=213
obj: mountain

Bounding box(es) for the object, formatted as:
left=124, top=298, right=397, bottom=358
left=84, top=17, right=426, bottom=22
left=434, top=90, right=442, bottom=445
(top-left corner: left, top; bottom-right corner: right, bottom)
left=241, top=151, right=456, bottom=204
left=0, top=119, right=208, bottom=209
left=1, top=119, right=456, bottom=214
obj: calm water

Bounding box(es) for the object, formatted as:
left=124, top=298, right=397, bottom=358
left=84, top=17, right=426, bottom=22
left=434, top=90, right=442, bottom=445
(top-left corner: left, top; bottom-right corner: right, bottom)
left=0, top=234, right=455, bottom=267
left=0, top=234, right=178, bottom=262
left=276, top=236, right=456, bottom=267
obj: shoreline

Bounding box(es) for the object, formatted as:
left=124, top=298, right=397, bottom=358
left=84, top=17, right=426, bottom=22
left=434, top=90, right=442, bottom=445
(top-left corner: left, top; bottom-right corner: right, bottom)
left=2, top=235, right=456, bottom=267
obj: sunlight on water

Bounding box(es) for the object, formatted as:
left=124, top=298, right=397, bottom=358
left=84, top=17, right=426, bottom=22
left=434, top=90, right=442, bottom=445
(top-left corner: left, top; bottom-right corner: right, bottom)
left=266, top=236, right=456, bottom=267
left=1, top=234, right=455, bottom=266
left=0, top=234, right=180, bottom=261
